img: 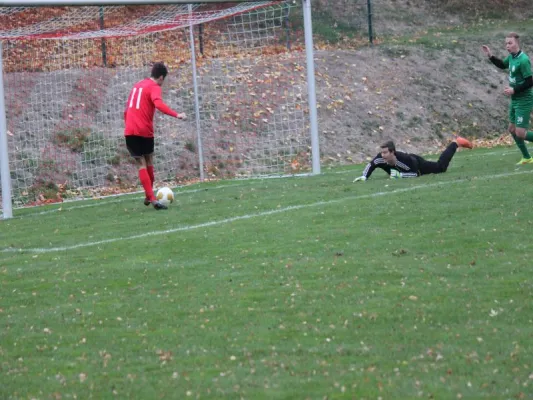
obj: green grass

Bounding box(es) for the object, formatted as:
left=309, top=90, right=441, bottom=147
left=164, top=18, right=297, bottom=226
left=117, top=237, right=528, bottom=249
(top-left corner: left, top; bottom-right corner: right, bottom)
left=288, top=6, right=365, bottom=44
left=2, top=146, right=533, bottom=399
left=376, top=19, right=533, bottom=52
left=290, top=2, right=533, bottom=47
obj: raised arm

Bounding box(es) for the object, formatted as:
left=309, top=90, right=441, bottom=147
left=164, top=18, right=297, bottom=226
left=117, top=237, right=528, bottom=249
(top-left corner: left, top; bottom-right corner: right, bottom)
left=488, top=55, right=506, bottom=69
left=482, top=45, right=507, bottom=69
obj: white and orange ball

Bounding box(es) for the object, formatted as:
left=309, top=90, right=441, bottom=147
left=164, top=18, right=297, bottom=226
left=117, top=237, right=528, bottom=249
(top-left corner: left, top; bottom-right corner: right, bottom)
left=156, top=187, right=174, bottom=207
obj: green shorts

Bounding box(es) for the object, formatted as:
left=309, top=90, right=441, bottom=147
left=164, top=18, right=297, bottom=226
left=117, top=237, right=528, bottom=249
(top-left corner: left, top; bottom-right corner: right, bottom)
left=509, top=99, right=533, bottom=129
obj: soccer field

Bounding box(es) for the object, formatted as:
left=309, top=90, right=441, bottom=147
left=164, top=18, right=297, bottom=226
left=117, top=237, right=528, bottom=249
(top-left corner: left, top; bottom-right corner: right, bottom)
left=2, top=146, right=533, bottom=399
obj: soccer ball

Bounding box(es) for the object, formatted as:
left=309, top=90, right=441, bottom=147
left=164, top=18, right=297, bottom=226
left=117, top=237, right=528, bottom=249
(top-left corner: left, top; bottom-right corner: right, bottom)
left=156, top=187, right=174, bottom=207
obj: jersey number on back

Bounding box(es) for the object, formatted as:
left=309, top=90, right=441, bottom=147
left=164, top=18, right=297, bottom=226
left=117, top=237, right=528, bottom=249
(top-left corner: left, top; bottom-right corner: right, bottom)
left=129, top=88, right=143, bottom=109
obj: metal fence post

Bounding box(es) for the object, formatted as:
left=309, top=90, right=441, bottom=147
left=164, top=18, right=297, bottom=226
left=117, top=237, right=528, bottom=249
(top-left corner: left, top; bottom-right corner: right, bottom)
left=367, top=0, right=373, bottom=45
left=99, top=6, right=107, bottom=66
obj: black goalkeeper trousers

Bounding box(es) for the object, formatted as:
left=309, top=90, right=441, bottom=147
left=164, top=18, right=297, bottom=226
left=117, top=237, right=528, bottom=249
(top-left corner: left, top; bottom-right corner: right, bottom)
left=415, top=142, right=458, bottom=175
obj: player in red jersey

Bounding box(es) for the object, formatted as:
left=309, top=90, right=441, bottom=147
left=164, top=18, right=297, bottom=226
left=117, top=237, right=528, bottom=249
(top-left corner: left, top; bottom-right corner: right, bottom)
left=124, top=62, right=186, bottom=210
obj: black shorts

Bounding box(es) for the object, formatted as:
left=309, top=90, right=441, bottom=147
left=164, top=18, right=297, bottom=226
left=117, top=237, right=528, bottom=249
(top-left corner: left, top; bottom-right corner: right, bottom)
left=125, top=135, right=154, bottom=158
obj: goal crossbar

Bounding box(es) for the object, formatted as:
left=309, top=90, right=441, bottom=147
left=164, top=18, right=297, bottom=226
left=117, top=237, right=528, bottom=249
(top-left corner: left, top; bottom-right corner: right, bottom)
left=0, top=0, right=261, bottom=5
left=0, top=2, right=277, bottom=40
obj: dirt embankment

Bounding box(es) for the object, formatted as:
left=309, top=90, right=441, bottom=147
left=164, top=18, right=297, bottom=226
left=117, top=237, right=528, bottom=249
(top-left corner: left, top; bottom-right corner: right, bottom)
left=313, top=42, right=519, bottom=163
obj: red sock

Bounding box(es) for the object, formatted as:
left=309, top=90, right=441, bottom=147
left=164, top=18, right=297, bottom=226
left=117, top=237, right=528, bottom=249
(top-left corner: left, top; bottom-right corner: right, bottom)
left=147, top=165, right=155, bottom=187
left=139, top=168, right=155, bottom=202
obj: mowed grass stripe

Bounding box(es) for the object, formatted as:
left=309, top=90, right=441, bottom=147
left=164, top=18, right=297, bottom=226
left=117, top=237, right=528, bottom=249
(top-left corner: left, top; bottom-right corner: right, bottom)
left=3, top=145, right=517, bottom=219
left=3, top=168, right=532, bottom=254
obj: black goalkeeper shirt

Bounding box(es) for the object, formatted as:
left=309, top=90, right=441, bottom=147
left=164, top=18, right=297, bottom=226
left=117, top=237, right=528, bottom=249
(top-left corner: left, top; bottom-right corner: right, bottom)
left=362, top=151, right=420, bottom=179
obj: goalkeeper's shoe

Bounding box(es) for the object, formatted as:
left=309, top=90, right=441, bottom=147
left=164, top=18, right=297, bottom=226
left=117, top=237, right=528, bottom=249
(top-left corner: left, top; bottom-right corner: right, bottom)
left=516, top=157, right=533, bottom=165
left=144, top=197, right=151, bottom=206
left=456, top=136, right=473, bottom=149
left=152, top=200, right=168, bottom=210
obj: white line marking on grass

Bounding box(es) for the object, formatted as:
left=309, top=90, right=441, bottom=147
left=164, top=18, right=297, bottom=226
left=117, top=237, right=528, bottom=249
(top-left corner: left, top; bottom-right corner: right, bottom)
left=14, top=174, right=313, bottom=218
left=15, top=183, right=248, bottom=218
left=478, top=150, right=512, bottom=156
left=3, top=169, right=532, bottom=254
left=5, top=148, right=520, bottom=218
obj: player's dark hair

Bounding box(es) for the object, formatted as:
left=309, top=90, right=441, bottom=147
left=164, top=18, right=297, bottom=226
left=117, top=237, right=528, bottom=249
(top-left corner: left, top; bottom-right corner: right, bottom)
left=151, top=62, right=168, bottom=79
left=380, top=140, right=396, bottom=154
left=507, top=32, right=520, bottom=41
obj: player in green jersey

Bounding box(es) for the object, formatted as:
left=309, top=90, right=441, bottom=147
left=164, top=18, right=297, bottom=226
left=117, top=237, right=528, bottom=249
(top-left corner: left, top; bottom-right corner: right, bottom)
left=482, top=32, right=533, bottom=164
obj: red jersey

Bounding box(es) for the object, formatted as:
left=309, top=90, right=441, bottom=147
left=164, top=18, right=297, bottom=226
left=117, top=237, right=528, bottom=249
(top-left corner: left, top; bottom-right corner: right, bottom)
left=124, top=78, right=178, bottom=138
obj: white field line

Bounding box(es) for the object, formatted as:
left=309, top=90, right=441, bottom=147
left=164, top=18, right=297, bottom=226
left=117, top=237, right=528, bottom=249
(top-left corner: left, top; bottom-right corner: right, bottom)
left=1, top=148, right=518, bottom=218
left=3, top=169, right=532, bottom=254
left=9, top=174, right=313, bottom=219
left=10, top=183, right=247, bottom=218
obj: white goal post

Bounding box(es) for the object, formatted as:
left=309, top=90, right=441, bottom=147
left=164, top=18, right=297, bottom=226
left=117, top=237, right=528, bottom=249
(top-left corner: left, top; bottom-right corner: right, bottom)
left=0, top=0, right=319, bottom=219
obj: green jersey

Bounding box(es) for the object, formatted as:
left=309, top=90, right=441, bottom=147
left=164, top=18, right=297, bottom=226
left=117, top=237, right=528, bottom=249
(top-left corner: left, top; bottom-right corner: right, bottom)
left=503, top=50, right=533, bottom=101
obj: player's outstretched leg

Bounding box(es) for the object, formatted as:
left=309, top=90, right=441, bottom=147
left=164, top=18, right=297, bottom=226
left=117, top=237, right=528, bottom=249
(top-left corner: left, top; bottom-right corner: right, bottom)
left=432, top=136, right=473, bottom=174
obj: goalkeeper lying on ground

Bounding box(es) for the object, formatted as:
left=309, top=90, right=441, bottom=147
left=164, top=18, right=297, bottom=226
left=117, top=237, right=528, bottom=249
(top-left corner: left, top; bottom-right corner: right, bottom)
left=353, top=137, right=473, bottom=182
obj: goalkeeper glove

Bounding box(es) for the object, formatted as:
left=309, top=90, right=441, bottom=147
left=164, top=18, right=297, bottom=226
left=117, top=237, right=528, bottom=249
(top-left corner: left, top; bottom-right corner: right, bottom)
left=353, top=176, right=367, bottom=182
left=390, top=169, right=402, bottom=179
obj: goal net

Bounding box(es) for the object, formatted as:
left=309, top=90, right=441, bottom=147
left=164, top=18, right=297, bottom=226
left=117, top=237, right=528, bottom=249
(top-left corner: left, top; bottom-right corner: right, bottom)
left=0, top=1, right=312, bottom=209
